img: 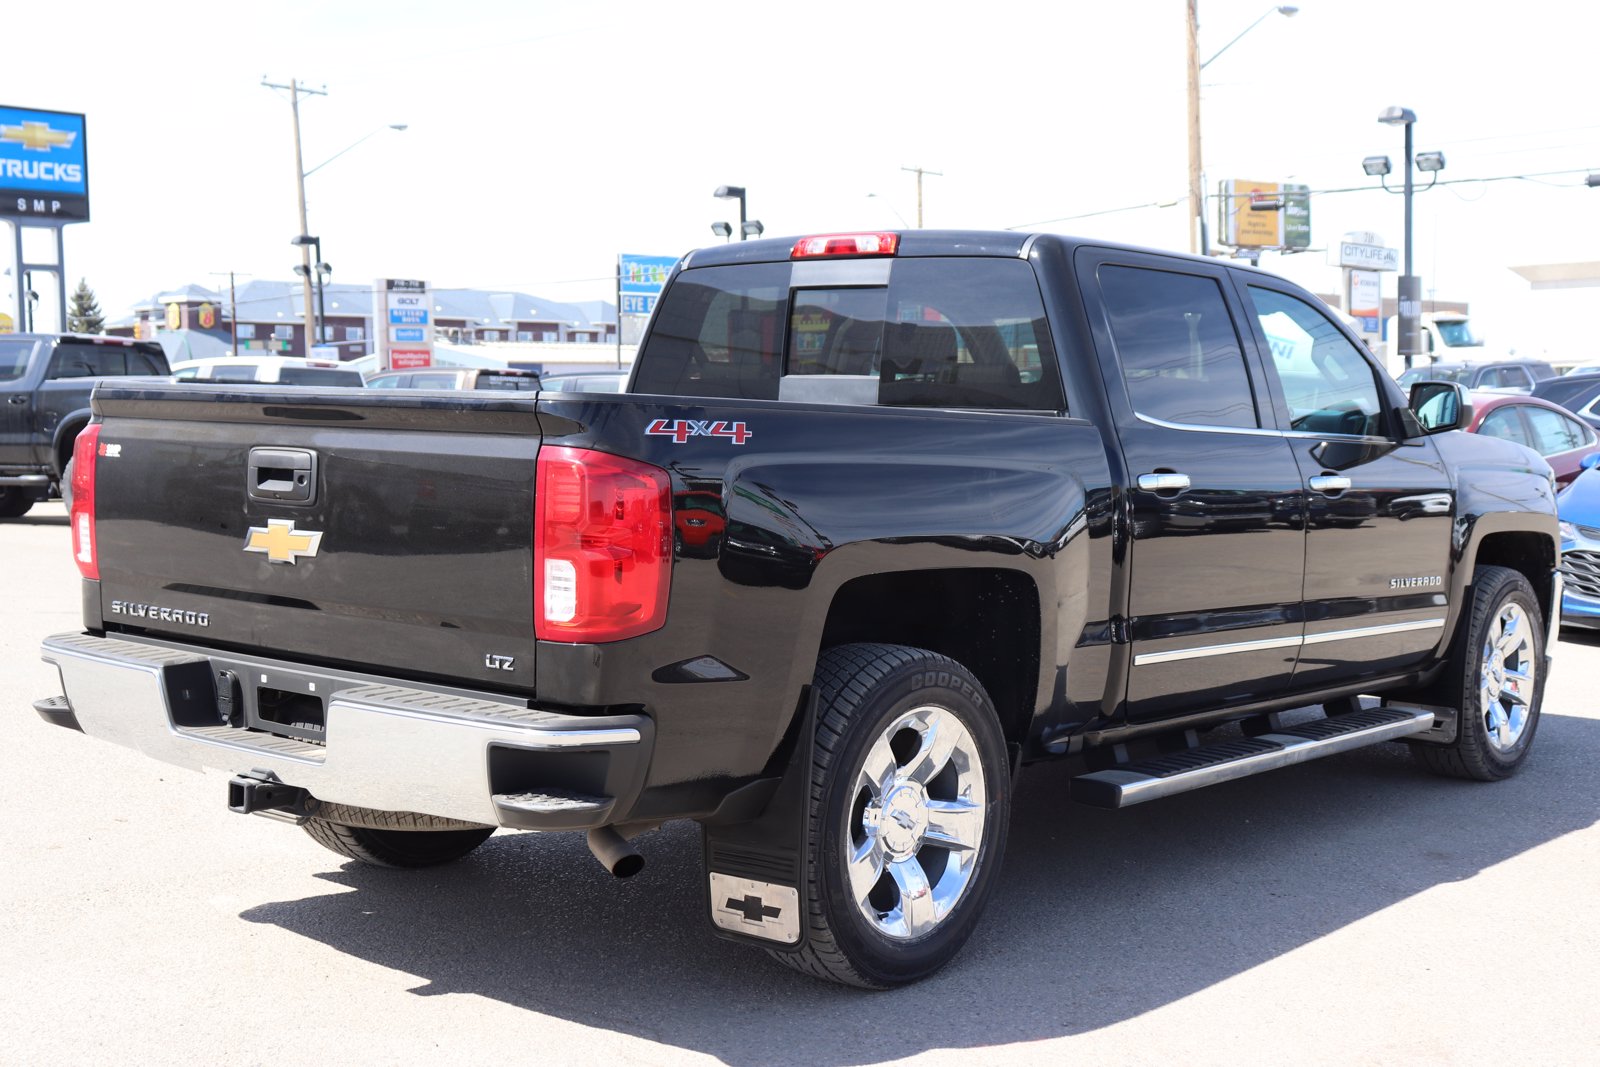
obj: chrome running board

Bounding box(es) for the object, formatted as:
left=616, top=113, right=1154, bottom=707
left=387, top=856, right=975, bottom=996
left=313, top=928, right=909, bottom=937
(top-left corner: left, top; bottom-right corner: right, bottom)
left=1070, top=706, right=1436, bottom=809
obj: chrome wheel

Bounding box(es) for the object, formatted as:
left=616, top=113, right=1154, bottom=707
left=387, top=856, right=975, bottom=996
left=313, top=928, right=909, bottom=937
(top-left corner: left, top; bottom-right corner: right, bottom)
left=844, top=704, right=987, bottom=940
left=1479, top=601, right=1536, bottom=754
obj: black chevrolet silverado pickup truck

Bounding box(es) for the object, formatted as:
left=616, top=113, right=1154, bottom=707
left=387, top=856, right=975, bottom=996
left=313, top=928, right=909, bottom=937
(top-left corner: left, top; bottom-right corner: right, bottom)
left=0, top=332, right=170, bottom=517
left=36, top=231, right=1561, bottom=988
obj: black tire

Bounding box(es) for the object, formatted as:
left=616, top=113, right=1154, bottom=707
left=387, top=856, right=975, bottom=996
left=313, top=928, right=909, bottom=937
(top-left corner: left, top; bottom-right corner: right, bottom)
left=301, top=817, right=494, bottom=868
left=1412, top=565, right=1545, bottom=781
left=0, top=487, right=34, bottom=519
left=60, top=458, right=74, bottom=513
left=772, top=643, right=1011, bottom=988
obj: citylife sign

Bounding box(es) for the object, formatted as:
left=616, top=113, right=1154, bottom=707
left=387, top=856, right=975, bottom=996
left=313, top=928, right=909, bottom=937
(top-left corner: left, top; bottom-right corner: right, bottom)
left=374, top=278, right=433, bottom=370
left=0, top=105, right=90, bottom=220
left=1334, top=241, right=1400, bottom=272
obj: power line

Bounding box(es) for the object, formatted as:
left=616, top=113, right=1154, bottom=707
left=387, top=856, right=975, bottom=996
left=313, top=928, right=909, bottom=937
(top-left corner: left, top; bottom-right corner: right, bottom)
left=1006, top=166, right=1600, bottom=230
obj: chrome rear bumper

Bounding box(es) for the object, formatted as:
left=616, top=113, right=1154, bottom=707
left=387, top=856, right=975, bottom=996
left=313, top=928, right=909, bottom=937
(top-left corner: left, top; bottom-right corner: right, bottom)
left=39, top=632, right=650, bottom=829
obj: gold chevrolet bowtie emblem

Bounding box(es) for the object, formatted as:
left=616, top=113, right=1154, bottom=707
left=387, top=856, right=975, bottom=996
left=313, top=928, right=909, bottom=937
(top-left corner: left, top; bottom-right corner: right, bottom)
left=244, top=519, right=323, bottom=564
left=0, top=120, right=76, bottom=152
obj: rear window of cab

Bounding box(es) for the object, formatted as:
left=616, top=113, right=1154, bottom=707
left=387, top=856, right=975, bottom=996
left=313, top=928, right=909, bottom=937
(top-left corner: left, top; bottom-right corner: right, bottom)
left=632, top=258, right=1066, bottom=413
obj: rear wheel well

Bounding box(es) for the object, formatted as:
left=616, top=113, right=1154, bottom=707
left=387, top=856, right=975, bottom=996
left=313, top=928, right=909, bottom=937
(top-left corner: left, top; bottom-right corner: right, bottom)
left=1475, top=531, right=1556, bottom=626
left=55, top=420, right=88, bottom=479
left=817, top=569, right=1040, bottom=745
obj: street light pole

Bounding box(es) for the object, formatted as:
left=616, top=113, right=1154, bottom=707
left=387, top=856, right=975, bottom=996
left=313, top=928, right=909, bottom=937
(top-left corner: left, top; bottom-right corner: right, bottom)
left=263, top=76, right=326, bottom=353
left=1185, top=5, right=1298, bottom=255
left=1380, top=106, right=1421, bottom=368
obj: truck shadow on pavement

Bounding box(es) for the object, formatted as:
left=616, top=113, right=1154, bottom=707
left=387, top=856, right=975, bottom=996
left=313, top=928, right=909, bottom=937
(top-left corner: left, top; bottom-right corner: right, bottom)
left=7, top=512, right=67, bottom=527
left=240, top=710, right=1600, bottom=1065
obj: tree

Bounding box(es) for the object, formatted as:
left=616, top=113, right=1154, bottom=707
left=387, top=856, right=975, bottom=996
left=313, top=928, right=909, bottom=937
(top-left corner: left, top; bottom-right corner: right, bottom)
left=67, top=278, right=105, bottom=335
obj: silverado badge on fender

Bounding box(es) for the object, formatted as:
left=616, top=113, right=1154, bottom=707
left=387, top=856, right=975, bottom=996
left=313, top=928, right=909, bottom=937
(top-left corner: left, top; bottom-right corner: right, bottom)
left=244, top=519, right=323, bottom=564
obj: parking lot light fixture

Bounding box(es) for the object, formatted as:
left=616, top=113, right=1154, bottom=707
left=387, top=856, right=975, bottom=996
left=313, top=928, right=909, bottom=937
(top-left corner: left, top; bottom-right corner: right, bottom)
left=1415, top=151, right=1446, bottom=173
left=711, top=221, right=733, bottom=241
left=714, top=185, right=749, bottom=238
left=1363, top=155, right=1392, bottom=177
left=741, top=220, right=765, bottom=238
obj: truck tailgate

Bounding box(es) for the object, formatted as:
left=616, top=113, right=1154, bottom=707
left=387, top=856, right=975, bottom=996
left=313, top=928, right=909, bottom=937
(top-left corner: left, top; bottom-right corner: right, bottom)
left=89, top=385, right=540, bottom=691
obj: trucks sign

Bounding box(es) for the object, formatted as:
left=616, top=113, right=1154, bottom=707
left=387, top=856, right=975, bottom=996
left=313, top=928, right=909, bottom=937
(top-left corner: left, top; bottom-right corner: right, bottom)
left=0, top=105, right=89, bottom=220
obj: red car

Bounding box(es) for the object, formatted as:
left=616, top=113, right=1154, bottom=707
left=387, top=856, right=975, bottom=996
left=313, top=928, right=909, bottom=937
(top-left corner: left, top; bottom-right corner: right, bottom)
left=1467, top=392, right=1599, bottom=487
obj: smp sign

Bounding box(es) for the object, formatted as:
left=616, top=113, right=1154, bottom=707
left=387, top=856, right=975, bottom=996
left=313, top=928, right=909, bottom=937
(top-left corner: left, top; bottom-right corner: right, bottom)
left=0, top=105, right=89, bottom=221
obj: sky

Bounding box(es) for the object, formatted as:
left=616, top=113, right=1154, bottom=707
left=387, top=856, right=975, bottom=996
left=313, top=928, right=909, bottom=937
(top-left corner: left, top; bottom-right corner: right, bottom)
left=6, top=0, right=1599, bottom=357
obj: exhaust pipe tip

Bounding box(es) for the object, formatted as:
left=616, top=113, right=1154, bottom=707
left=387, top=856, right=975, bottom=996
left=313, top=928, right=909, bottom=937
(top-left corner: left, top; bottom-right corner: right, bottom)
left=587, top=825, right=644, bottom=878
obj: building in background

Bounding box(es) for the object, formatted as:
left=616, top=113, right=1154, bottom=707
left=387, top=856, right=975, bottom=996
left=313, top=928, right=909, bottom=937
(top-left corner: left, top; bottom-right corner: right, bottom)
left=110, top=280, right=616, bottom=359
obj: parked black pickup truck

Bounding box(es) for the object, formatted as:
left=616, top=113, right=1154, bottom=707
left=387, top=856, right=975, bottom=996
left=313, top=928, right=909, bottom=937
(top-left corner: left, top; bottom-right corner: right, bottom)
left=36, top=231, right=1561, bottom=988
left=0, top=332, right=169, bottom=517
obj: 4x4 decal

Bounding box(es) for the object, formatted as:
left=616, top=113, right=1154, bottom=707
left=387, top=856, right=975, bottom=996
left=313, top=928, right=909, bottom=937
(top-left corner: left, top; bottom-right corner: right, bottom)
left=646, top=418, right=753, bottom=445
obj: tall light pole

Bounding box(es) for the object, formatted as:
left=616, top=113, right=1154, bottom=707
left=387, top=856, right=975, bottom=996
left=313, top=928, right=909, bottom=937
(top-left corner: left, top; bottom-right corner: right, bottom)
left=1186, top=4, right=1299, bottom=254
left=1380, top=106, right=1421, bottom=368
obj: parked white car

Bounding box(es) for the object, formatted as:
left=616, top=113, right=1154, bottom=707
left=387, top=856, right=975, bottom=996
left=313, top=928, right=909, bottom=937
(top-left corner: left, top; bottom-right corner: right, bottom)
left=169, top=356, right=364, bottom=387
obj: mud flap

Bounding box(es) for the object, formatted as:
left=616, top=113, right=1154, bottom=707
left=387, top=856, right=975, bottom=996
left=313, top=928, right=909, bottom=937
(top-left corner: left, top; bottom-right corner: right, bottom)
left=700, top=687, right=816, bottom=951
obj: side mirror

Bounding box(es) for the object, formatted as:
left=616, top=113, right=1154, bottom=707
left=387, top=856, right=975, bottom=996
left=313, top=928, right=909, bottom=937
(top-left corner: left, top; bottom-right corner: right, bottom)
left=1581, top=451, right=1600, bottom=472
left=1409, top=380, right=1474, bottom=435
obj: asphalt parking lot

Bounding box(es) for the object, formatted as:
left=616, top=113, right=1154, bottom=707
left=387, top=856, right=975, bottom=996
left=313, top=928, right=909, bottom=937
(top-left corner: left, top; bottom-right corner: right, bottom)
left=4, top=500, right=1597, bottom=1065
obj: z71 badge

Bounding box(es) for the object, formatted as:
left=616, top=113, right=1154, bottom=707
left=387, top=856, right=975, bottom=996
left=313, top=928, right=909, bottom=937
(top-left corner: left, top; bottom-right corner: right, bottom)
left=646, top=418, right=752, bottom=445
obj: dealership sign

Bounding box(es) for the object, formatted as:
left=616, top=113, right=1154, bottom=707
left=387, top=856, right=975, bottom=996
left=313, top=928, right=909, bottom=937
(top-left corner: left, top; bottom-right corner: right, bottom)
left=374, top=278, right=433, bottom=371
left=0, top=105, right=89, bottom=220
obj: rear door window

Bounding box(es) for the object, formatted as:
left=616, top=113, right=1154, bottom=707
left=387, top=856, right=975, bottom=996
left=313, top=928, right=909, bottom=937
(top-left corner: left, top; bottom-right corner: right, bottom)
left=1098, top=265, right=1259, bottom=428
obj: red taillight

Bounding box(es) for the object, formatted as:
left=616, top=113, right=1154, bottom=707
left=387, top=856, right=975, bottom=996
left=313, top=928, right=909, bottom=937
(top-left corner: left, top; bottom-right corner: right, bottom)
left=790, top=232, right=900, bottom=259
left=70, top=424, right=101, bottom=580
left=534, top=445, right=672, bottom=642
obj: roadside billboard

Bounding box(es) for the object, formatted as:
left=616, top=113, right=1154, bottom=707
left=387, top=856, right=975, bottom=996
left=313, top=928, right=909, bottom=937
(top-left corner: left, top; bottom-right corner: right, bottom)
left=0, top=105, right=89, bottom=221
left=1217, top=179, right=1311, bottom=251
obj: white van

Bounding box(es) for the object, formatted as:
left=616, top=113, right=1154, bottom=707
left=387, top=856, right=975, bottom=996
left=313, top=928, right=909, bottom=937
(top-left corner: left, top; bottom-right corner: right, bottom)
left=169, top=356, right=364, bottom=387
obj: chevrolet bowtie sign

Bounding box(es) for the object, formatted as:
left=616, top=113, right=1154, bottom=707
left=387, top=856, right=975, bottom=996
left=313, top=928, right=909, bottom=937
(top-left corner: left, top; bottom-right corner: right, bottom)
left=0, top=105, right=90, bottom=221
left=245, top=519, right=324, bottom=564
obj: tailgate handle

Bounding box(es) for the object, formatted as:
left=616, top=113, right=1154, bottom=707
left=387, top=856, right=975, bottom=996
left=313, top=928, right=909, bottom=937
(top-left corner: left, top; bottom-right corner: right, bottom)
left=248, top=447, right=317, bottom=504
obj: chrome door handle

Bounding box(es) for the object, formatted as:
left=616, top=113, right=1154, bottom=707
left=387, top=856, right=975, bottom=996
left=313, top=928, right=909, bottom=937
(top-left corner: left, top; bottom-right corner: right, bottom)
left=6, top=395, right=27, bottom=405
left=1309, top=474, right=1352, bottom=494
left=1137, top=472, right=1191, bottom=492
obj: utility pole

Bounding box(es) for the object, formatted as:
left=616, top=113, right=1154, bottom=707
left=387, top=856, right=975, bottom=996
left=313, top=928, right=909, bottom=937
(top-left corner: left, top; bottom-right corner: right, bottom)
left=210, top=271, right=248, bottom=356
left=1185, top=0, right=1203, bottom=254
left=900, top=166, right=943, bottom=228
left=262, top=76, right=326, bottom=354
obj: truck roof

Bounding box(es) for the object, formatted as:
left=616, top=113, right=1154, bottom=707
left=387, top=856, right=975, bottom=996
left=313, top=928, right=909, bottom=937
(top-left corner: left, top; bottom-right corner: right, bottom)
left=682, top=229, right=1271, bottom=272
